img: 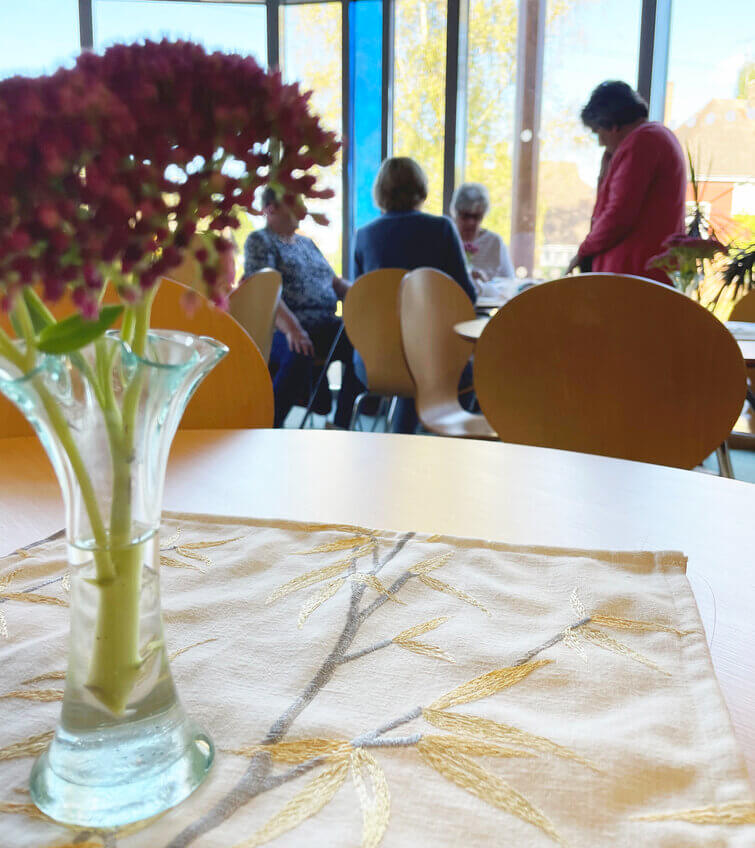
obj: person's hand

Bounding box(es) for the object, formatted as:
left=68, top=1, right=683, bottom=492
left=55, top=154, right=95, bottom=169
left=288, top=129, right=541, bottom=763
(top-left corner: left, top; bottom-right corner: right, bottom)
left=285, top=325, right=314, bottom=356
left=565, top=254, right=581, bottom=275
left=471, top=268, right=489, bottom=283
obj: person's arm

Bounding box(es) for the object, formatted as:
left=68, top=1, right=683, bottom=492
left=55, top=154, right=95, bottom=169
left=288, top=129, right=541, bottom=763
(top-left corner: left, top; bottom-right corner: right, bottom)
left=496, top=236, right=515, bottom=278
left=353, top=230, right=364, bottom=279
left=444, top=218, right=477, bottom=303
left=275, top=299, right=314, bottom=356
left=577, top=133, right=660, bottom=260
left=332, top=275, right=351, bottom=299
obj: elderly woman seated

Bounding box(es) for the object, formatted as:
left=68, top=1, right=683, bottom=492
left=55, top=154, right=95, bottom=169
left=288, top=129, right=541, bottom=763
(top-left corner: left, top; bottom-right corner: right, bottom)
left=451, top=183, right=514, bottom=283
left=353, top=157, right=476, bottom=302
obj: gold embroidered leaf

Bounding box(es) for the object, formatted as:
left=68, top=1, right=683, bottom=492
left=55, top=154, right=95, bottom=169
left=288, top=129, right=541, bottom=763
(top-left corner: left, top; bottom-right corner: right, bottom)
left=160, top=555, right=203, bottom=572
left=266, top=562, right=354, bottom=605
left=298, top=578, right=346, bottom=629
left=0, top=591, right=66, bottom=607
left=233, top=757, right=349, bottom=848
left=429, top=661, right=551, bottom=710
left=160, top=529, right=182, bottom=549
left=169, top=637, right=218, bottom=661
left=393, top=616, right=450, bottom=642
left=578, top=625, right=669, bottom=675
left=418, top=575, right=491, bottom=616
left=422, top=709, right=601, bottom=773
left=633, top=800, right=755, bottom=824
left=422, top=735, right=535, bottom=760
left=0, top=800, right=49, bottom=821
left=416, top=739, right=566, bottom=845
left=0, top=730, right=54, bottom=761
left=351, top=752, right=390, bottom=845
left=590, top=614, right=690, bottom=637
left=174, top=547, right=212, bottom=566
left=409, top=551, right=453, bottom=575
left=0, top=689, right=64, bottom=702
left=298, top=535, right=375, bottom=555
left=393, top=639, right=455, bottom=663
left=178, top=536, right=244, bottom=550
left=350, top=748, right=390, bottom=848
left=228, top=738, right=352, bottom=764
left=350, top=573, right=405, bottom=603
left=569, top=587, right=587, bottom=618
left=0, top=566, right=21, bottom=590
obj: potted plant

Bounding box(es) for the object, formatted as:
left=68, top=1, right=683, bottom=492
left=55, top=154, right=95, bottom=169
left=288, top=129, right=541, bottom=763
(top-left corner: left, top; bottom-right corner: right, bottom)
left=0, top=40, right=337, bottom=828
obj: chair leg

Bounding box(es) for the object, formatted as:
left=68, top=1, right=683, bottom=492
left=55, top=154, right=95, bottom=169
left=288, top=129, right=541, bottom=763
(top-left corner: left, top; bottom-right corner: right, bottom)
left=349, top=391, right=369, bottom=431
left=371, top=397, right=388, bottom=432
left=385, top=396, right=400, bottom=432
left=716, top=441, right=735, bottom=478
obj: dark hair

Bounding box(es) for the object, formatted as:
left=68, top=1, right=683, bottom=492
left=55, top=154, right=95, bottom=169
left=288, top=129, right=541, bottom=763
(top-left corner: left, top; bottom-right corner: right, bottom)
left=372, top=157, right=428, bottom=212
left=261, top=186, right=279, bottom=207
left=580, top=81, right=648, bottom=130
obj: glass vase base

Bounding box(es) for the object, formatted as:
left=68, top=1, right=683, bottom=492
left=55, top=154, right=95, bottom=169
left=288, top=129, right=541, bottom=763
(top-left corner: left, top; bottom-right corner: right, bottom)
left=29, top=704, right=214, bottom=829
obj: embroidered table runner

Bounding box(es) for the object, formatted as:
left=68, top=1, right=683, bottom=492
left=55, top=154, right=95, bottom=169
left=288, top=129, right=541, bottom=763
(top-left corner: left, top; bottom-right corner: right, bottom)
left=1, top=513, right=754, bottom=847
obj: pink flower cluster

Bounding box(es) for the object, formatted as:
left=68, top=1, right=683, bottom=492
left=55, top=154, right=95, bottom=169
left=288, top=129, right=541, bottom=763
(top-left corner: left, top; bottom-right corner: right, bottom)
left=0, top=40, right=339, bottom=313
left=647, top=233, right=728, bottom=275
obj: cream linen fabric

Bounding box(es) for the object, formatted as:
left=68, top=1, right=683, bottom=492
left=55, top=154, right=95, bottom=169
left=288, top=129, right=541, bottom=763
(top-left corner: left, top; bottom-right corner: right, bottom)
left=1, top=512, right=753, bottom=848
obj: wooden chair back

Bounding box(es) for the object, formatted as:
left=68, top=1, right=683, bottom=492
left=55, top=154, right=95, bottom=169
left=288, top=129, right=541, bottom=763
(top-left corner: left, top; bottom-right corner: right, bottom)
left=229, top=269, right=282, bottom=362
left=399, top=267, right=476, bottom=419
left=342, top=268, right=414, bottom=397
left=729, top=289, right=755, bottom=322
left=474, top=273, right=747, bottom=469
left=0, top=278, right=273, bottom=436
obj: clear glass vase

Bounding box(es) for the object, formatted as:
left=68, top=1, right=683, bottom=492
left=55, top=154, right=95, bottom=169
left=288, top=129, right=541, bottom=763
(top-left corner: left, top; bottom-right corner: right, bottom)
left=0, top=329, right=227, bottom=828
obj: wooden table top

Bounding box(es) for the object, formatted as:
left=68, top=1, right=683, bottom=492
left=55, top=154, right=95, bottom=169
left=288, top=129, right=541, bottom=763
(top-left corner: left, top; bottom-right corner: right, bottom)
left=455, top=317, right=755, bottom=364
left=1, top=429, right=753, bottom=788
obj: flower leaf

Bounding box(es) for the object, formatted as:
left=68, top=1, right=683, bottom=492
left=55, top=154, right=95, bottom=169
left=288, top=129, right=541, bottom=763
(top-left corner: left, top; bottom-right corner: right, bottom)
left=36, top=305, right=123, bottom=354
left=350, top=748, right=390, bottom=848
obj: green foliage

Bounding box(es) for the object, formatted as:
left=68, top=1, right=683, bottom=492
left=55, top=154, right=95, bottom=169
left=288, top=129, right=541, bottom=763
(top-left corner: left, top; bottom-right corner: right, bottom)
left=736, top=61, right=755, bottom=98
left=37, top=306, right=124, bottom=355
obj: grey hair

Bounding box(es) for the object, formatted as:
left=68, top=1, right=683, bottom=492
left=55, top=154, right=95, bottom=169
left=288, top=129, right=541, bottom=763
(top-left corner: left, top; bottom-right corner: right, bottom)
left=451, top=183, right=490, bottom=216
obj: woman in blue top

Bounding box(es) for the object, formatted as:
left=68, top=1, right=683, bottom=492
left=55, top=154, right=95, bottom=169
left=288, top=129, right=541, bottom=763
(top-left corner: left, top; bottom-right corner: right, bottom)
left=352, top=158, right=475, bottom=433
left=353, top=157, right=476, bottom=302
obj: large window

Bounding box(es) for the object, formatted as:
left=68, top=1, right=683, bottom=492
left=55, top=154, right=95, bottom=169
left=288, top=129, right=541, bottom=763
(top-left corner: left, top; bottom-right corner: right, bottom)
left=93, top=1, right=267, bottom=63
left=282, top=2, right=344, bottom=274
left=535, top=0, right=642, bottom=278
left=667, top=0, right=755, bottom=248
left=0, top=0, right=80, bottom=79
left=462, top=0, right=519, bottom=250
left=393, top=0, right=447, bottom=215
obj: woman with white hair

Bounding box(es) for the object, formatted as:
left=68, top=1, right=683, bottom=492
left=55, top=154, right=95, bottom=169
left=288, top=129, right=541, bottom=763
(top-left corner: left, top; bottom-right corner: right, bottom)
left=451, top=183, right=515, bottom=282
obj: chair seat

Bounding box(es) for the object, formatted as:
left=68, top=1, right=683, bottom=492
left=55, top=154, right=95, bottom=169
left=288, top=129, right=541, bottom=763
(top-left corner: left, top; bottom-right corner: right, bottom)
left=421, top=402, right=498, bottom=440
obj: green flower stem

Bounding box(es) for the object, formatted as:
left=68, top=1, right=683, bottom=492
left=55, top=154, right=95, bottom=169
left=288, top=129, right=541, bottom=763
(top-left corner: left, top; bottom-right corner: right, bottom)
left=0, top=325, right=25, bottom=369
left=84, top=289, right=158, bottom=713
left=86, top=540, right=144, bottom=714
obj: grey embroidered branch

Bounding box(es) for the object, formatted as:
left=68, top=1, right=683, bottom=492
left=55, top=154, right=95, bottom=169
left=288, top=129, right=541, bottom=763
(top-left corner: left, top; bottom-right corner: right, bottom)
left=164, top=531, right=415, bottom=848
left=513, top=616, right=592, bottom=666
left=339, top=638, right=392, bottom=664
left=360, top=734, right=422, bottom=749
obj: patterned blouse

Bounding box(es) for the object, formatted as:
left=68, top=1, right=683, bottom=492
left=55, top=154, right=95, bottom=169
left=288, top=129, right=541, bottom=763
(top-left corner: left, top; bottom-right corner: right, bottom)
left=244, top=228, right=338, bottom=332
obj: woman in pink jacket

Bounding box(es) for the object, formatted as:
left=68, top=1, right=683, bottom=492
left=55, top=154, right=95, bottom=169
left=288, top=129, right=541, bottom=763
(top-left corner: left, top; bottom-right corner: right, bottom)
left=567, top=81, right=686, bottom=285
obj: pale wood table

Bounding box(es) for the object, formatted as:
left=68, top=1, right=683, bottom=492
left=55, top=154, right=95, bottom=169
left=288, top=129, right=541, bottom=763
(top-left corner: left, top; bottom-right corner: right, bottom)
left=456, top=317, right=755, bottom=366
left=1, top=429, right=753, bottom=788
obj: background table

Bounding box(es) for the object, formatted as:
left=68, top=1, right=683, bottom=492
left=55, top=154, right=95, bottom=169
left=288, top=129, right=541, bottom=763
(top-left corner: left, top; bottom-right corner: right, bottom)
left=456, top=318, right=755, bottom=364
left=1, top=429, right=753, bottom=789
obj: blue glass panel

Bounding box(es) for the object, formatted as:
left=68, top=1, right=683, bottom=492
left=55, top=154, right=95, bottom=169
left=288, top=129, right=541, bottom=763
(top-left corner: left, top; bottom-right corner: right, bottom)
left=350, top=0, right=383, bottom=265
